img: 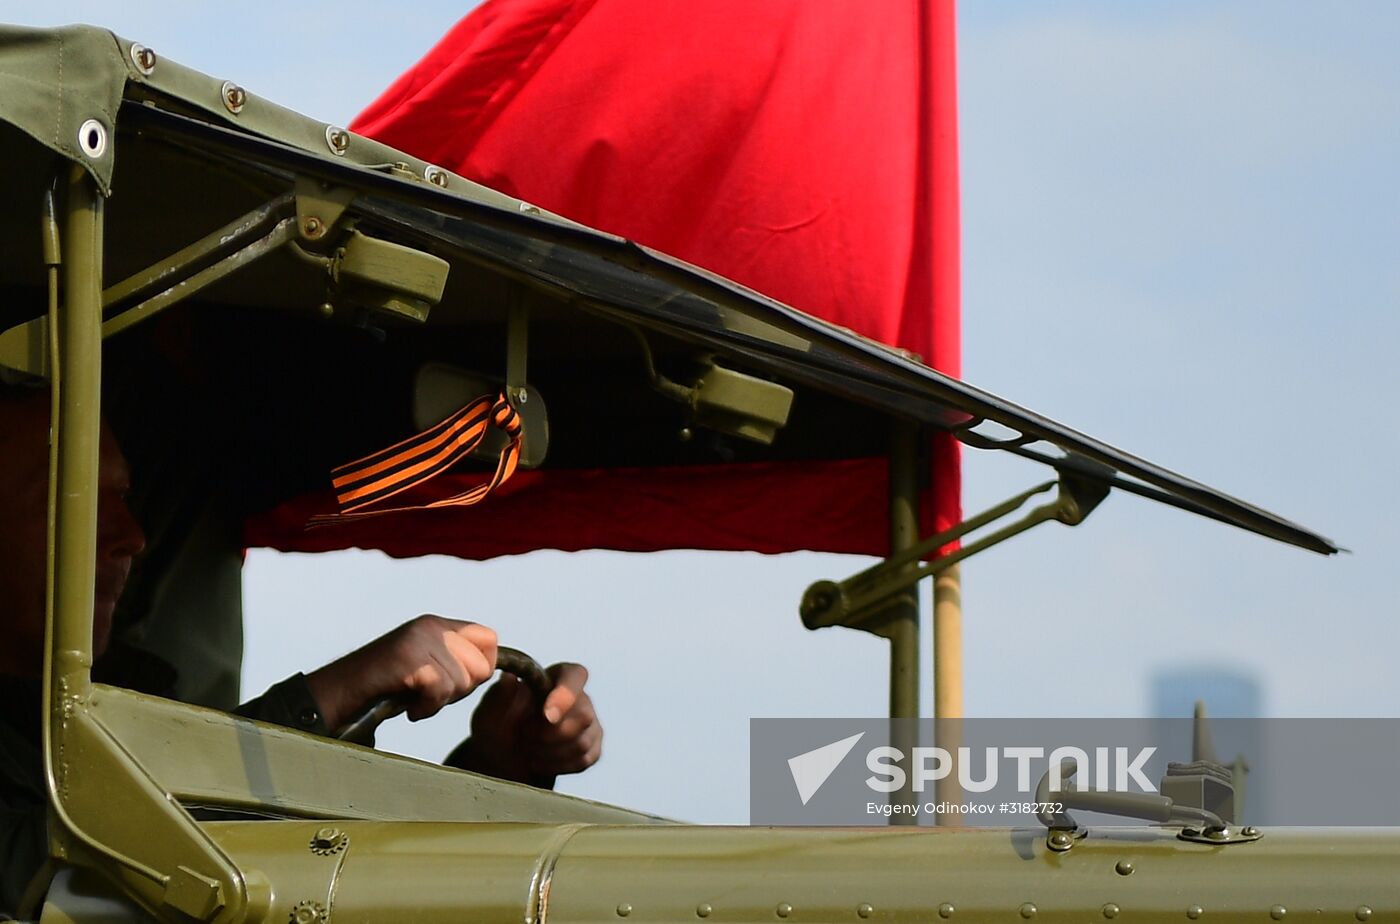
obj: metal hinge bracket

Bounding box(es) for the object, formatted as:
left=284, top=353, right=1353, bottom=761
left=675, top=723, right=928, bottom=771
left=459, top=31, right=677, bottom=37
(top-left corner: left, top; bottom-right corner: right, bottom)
left=801, top=465, right=1112, bottom=637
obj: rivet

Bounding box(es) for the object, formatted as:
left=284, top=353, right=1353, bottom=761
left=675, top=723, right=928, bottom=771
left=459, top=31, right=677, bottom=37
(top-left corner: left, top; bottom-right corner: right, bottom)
left=1355, top=907, right=1372, bottom=922
left=514, top=387, right=529, bottom=405
left=696, top=904, right=712, bottom=918
left=938, top=904, right=954, bottom=919
left=308, top=826, right=347, bottom=855
left=857, top=904, right=874, bottom=919
left=289, top=901, right=326, bottom=924
left=1188, top=906, right=1203, bottom=919
left=678, top=427, right=694, bottom=442
left=777, top=903, right=793, bottom=918
left=1242, top=826, right=1259, bottom=837
left=1048, top=830, right=1074, bottom=851
left=424, top=165, right=449, bottom=187
left=1019, top=903, right=1037, bottom=919
left=318, top=302, right=335, bottom=318
left=302, top=216, right=324, bottom=238
left=1102, top=904, right=1120, bottom=919
left=325, top=126, right=350, bottom=156
left=1206, top=827, right=1229, bottom=840
left=1270, top=907, right=1287, bottom=920
left=130, top=43, right=157, bottom=75
left=221, top=81, right=246, bottom=114
left=616, top=904, right=632, bottom=917
left=1115, top=860, right=1134, bottom=876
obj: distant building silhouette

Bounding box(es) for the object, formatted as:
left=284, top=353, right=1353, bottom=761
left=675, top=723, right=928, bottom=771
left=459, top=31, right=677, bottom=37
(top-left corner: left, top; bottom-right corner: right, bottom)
left=1152, top=667, right=1262, bottom=718
left=1150, top=666, right=1276, bottom=823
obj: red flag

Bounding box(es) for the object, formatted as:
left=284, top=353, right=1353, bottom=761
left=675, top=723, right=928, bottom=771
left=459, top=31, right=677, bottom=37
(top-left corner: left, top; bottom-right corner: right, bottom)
left=249, top=0, right=960, bottom=558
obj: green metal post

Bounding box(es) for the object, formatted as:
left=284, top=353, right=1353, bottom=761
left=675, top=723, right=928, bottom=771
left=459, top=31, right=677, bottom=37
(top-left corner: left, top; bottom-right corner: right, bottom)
left=887, top=421, right=921, bottom=824
left=45, top=167, right=103, bottom=739
left=39, top=166, right=255, bottom=924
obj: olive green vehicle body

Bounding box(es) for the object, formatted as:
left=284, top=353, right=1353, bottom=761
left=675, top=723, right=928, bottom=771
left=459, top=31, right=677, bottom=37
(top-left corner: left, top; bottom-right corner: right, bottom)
left=0, top=24, right=1389, bottom=924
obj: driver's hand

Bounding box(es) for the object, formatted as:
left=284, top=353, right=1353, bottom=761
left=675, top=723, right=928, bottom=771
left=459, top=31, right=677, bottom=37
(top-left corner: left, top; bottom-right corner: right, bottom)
left=305, top=614, right=498, bottom=731
left=447, top=662, right=603, bottom=785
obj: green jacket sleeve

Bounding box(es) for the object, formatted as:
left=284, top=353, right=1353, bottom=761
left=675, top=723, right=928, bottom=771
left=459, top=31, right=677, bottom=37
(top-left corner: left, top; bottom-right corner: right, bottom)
left=233, top=673, right=331, bottom=737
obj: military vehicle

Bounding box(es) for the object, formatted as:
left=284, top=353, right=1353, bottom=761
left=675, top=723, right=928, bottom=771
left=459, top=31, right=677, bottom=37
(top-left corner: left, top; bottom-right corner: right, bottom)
left=0, top=23, right=1392, bottom=924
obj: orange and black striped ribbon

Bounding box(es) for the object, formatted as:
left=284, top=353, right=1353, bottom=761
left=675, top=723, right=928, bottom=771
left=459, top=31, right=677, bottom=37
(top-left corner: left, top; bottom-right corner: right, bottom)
left=308, top=393, right=521, bottom=527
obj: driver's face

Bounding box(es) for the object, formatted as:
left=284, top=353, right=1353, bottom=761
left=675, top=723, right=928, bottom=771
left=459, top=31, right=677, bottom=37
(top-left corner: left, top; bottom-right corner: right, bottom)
left=0, top=390, right=145, bottom=676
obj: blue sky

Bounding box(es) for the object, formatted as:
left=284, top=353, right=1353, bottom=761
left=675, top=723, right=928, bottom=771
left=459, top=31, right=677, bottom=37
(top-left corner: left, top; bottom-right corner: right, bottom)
left=3, top=1, right=1395, bottom=822
left=957, top=0, right=1399, bottom=721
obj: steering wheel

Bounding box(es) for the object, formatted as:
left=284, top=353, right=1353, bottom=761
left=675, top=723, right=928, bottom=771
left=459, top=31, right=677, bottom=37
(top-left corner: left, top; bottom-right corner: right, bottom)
left=335, top=645, right=553, bottom=747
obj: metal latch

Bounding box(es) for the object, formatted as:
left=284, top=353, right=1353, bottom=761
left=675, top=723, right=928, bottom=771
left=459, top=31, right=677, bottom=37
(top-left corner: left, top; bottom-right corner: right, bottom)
left=1036, top=703, right=1262, bottom=851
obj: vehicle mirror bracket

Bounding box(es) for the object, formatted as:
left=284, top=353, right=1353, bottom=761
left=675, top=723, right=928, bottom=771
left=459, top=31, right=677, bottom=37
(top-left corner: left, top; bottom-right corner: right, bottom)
left=800, top=469, right=1111, bottom=637
left=294, top=175, right=356, bottom=243
left=626, top=326, right=794, bottom=446
left=506, top=287, right=529, bottom=403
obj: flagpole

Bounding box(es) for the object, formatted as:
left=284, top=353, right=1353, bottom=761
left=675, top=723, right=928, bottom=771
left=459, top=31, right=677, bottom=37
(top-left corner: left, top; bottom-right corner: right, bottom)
left=934, top=565, right=962, bottom=718
left=933, top=563, right=963, bottom=823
